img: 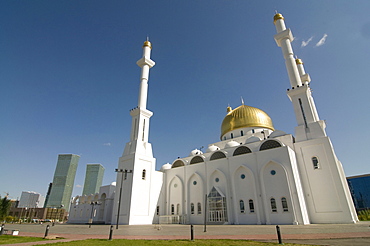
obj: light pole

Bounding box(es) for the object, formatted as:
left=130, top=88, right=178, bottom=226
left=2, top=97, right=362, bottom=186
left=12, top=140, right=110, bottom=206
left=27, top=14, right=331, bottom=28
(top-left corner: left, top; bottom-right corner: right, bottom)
left=89, top=201, right=100, bottom=228
left=115, top=168, right=132, bottom=229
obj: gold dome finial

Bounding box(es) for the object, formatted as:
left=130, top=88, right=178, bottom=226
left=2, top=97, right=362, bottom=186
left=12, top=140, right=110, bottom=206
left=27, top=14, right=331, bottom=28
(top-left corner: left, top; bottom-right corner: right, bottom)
left=274, top=13, right=284, bottom=24
left=143, top=40, right=152, bottom=49
left=227, top=106, right=232, bottom=113
left=295, top=58, right=303, bottom=65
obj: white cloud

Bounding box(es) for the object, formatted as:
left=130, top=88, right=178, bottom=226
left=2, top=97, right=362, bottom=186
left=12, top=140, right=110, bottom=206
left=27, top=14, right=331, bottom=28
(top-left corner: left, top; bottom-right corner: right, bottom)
left=301, top=36, right=313, bottom=47
left=315, top=34, right=328, bottom=47
left=103, top=142, right=112, bottom=146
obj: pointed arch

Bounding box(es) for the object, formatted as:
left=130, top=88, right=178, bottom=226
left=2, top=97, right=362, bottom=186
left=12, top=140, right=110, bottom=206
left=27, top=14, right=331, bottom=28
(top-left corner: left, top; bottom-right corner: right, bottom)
left=260, top=161, right=294, bottom=224
left=168, top=176, right=184, bottom=216
left=187, top=173, right=204, bottom=223
left=98, top=193, right=106, bottom=221
left=209, top=169, right=228, bottom=195
left=233, top=165, right=259, bottom=224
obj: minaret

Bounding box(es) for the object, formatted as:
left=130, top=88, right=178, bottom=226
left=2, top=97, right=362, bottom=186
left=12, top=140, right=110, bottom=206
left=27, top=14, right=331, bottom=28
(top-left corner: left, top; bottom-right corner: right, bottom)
left=137, top=40, right=155, bottom=110
left=274, top=13, right=326, bottom=141
left=128, top=40, right=155, bottom=145
left=112, top=40, right=160, bottom=225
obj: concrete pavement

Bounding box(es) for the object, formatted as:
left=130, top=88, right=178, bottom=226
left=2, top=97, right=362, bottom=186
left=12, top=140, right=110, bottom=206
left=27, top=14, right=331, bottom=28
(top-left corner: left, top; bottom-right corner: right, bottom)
left=1, top=222, right=370, bottom=245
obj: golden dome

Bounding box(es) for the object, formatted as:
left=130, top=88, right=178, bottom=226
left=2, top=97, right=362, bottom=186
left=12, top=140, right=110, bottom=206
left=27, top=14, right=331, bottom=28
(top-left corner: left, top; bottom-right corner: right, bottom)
left=295, top=58, right=303, bottom=65
left=221, top=105, right=275, bottom=139
left=273, top=13, right=284, bottom=24
left=143, top=40, right=152, bottom=49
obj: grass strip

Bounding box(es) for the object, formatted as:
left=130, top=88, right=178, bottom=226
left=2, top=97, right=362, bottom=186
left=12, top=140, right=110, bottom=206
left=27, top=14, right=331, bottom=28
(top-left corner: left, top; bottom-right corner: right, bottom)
left=0, top=235, right=45, bottom=244
left=41, top=239, right=312, bottom=246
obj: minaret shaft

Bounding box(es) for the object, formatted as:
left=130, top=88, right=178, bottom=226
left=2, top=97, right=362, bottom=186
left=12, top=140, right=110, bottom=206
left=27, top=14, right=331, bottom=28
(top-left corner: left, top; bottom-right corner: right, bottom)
left=274, top=17, right=302, bottom=88
left=274, top=13, right=326, bottom=141
left=137, top=44, right=154, bottom=109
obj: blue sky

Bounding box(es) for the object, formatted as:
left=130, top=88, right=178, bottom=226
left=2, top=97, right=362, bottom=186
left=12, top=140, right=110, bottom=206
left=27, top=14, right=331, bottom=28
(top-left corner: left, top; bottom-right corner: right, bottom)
left=1, top=1, right=370, bottom=200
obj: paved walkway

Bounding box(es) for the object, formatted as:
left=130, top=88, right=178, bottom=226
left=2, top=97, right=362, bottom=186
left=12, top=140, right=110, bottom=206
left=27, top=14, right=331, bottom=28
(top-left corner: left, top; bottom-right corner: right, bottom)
left=1, top=222, right=370, bottom=245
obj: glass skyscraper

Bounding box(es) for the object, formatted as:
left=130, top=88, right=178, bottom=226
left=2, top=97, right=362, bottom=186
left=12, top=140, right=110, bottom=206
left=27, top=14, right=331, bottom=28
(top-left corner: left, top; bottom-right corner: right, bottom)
left=45, top=154, right=80, bottom=211
left=347, top=174, right=370, bottom=210
left=82, top=164, right=105, bottom=196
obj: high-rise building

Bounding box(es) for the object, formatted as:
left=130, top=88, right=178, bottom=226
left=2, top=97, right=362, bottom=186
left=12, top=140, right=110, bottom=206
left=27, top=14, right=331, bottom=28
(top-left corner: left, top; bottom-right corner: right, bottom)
left=347, top=174, right=370, bottom=210
left=45, top=154, right=80, bottom=211
left=43, top=183, right=52, bottom=208
left=82, top=164, right=105, bottom=196
left=18, top=191, right=45, bottom=208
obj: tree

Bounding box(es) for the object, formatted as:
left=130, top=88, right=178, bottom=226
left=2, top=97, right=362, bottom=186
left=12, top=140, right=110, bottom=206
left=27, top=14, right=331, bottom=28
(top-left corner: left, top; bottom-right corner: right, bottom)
left=0, top=196, right=11, bottom=221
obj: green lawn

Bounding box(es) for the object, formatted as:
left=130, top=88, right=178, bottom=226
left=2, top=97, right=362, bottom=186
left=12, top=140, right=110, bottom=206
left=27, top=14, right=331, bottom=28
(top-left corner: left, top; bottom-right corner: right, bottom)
left=0, top=235, right=45, bottom=244
left=0, top=236, right=313, bottom=246
left=41, top=239, right=311, bottom=246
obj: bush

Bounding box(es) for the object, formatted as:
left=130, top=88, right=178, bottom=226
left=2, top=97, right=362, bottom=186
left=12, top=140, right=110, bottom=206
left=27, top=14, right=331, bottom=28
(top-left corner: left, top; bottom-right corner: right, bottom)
left=4, top=216, right=15, bottom=223
left=357, top=209, right=370, bottom=221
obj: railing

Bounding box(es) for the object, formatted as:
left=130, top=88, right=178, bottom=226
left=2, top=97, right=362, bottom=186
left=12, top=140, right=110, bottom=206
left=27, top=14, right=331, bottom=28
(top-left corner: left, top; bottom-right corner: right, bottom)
left=159, top=215, right=186, bottom=224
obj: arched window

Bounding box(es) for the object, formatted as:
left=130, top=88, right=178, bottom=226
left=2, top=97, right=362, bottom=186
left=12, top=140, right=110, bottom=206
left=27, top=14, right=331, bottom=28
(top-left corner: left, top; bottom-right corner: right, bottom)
left=142, top=169, right=146, bottom=180
left=312, top=157, right=319, bottom=169
left=171, top=204, right=174, bottom=215
left=172, top=160, right=185, bottom=168
left=239, top=200, right=245, bottom=213
left=233, top=146, right=252, bottom=156
left=231, top=133, right=234, bottom=139
left=197, top=203, right=202, bottom=215
left=281, top=197, right=288, bottom=212
left=210, top=151, right=226, bottom=161
left=240, top=130, right=244, bottom=136
left=156, top=206, right=160, bottom=215
left=190, top=203, right=194, bottom=214
left=260, top=140, right=282, bottom=151
left=177, top=204, right=180, bottom=215
left=270, top=198, right=277, bottom=212
left=249, top=199, right=255, bottom=213
left=190, top=156, right=204, bottom=164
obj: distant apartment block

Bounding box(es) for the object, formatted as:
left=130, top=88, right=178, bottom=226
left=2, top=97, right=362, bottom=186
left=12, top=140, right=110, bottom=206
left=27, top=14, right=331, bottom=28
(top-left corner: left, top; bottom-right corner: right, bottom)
left=18, top=191, right=45, bottom=208
left=82, top=164, right=105, bottom=196
left=347, top=174, right=370, bottom=210
left=45, top=154, right=80, bottom=211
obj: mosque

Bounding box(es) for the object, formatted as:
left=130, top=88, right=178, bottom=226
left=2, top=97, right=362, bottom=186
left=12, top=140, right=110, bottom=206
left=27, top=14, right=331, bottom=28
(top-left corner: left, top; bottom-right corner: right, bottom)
left=68, top=13, right=358, bottom=225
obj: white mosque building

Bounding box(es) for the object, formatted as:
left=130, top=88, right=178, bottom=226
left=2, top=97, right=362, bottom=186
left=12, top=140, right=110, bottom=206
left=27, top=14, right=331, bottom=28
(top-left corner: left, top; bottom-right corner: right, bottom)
left=68, top=13, right=358, bottom=225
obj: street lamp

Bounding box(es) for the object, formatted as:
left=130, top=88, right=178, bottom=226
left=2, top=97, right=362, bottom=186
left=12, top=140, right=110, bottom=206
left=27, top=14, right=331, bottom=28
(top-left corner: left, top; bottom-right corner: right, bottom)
left=88, top=201, right=100, bottom=228
left=115, top=168, right=132, bottom=229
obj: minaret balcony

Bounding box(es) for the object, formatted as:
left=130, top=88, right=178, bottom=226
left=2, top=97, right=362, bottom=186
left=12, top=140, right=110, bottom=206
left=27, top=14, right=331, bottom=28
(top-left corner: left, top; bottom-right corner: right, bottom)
left=136, top=57, right=155, bottom=68
left=274, top=28, right=294, bottom=47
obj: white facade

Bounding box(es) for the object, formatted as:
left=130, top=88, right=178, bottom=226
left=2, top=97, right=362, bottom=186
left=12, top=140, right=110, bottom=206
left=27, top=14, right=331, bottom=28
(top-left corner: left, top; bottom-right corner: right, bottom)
left=69, top=13, right=358, bottom=225
left=68, top=182, right=116, bottom=224
left=18, top=191, right=45, bottom=208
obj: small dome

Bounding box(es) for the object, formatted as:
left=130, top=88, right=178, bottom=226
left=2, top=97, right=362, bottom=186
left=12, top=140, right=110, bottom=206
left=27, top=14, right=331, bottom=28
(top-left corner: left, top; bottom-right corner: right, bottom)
left=269, top=130, right=287, bottom=138
left=143, top=40, right=152, bottom=49
left=273, top=13, right=284, bottom=24
left=245, top=136, right=261, bottom=144
left=225, top=141, right=239, bottom=148
left=221, top=105, right=274, bottom=139
left=206, top=145, right=220, bottom=153
left=189, top=149, right=203, bottom=156
left=160, top=163, right=172, bottom=172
